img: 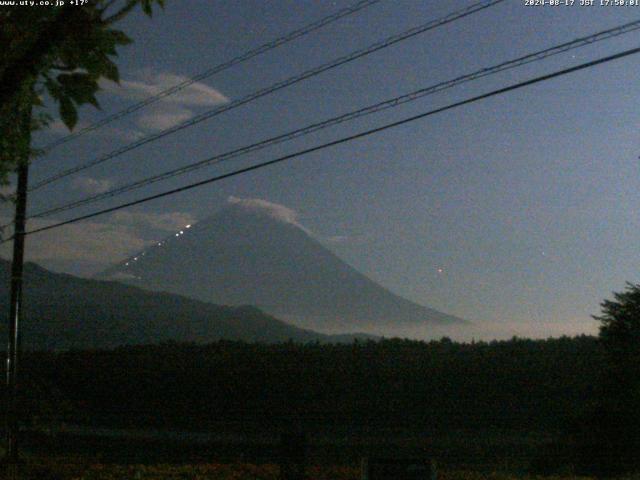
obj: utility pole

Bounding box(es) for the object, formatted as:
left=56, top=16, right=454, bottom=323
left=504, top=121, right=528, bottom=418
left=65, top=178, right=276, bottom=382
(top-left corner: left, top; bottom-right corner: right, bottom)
left=5, top=97, right=31, bottom=478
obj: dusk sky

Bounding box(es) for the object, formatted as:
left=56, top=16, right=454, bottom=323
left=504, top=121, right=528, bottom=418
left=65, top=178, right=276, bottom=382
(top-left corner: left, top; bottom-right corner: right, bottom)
left=2, top=0, right=640, bottom=340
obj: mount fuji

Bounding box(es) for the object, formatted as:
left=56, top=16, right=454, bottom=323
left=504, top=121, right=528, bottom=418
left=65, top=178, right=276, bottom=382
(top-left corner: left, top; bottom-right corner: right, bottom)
left=99, top=198, right=467, bottom=333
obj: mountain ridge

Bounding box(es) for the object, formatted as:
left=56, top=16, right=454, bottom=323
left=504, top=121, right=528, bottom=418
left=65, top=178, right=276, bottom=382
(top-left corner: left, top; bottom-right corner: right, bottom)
left=0, top=259, right=376, bottom=350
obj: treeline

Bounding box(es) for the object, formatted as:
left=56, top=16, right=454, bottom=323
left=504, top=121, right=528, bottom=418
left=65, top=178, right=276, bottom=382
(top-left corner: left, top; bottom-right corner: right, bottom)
left=9, top=335, right=602, bottom=434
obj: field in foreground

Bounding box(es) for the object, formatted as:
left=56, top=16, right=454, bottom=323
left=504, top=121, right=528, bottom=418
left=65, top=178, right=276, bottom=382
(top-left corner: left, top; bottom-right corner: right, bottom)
left=3, top=337, right=613, bottom=476
left=0, top=460, right=609, bottom=480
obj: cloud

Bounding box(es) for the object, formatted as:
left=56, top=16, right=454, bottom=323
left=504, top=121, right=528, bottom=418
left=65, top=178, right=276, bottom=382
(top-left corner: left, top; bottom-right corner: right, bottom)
left=45, top=118, right=144, bottom=142
left=0, top=216, right=149, bottom=271
left=136, top=106, right=194, bottom=131
left=72, top=176, right=114, bottom=195
left=110, top=211, right=195, bottom=232
left=103, top=72, right=229, bottom=132
left=325, top=235, right=350, bottom=244
left=225, top=196, right=356, bottom=244
left=111, top=73, right=229, bottom=107
left=38, top=71, right=224, bottom=140
left=227, top=196, right=312, bottom=235
left=0, top=210, right=195, bottom=276
left=0, top=184, right=16, bottom=201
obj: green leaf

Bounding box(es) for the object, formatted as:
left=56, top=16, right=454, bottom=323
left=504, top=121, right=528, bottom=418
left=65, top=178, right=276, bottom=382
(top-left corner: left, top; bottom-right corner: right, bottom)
left=58, top=73, right=100, bottom=108
left=102, top=60, right=120, bottom=83
left=108, top=29, right=133, bottom=46
left=44, top=76, right=62, bottom=101
left=59, top=96, right=78, bottom=130
left=142, top=0, right=153, bottom=16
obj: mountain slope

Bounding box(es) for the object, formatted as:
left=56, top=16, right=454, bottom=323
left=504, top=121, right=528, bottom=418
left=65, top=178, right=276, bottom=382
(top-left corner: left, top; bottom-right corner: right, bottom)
left=0, top=260, right=370, bottom=350
left=100, top=200, right=467, bottom=331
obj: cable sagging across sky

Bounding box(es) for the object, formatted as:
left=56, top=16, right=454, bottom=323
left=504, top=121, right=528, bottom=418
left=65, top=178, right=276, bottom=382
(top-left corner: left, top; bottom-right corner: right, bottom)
left=29, top=0, right=505, bottom=192
left=27, top=18, right=640, bottom=220
left=37, top=0, right=384, bottom=153
left=10, top=44, right=640, bottom=243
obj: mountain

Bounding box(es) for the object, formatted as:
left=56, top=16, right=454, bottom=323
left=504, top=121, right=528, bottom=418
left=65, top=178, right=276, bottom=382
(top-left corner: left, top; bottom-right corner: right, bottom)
left=0, top=259, right=373, bottom=350
left=99, top=198, right=467, bottom=332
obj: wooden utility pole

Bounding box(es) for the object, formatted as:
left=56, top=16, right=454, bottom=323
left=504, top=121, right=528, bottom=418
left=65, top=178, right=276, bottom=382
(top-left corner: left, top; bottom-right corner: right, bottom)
left=5, top=97, right=31, bottom=477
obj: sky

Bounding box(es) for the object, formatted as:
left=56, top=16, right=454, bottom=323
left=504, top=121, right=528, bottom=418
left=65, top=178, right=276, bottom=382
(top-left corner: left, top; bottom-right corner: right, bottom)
left=2, top=0, right=640, bottom=340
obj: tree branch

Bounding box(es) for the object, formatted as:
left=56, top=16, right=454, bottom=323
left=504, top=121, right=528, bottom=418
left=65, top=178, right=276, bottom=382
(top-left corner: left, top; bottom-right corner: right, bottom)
left=0, top=8, right=79, bottom=113
left=103, top=0, right=139, bottom=24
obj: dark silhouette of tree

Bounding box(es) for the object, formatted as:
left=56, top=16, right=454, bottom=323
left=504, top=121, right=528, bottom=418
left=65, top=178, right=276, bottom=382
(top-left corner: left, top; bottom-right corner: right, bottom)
left=0, top=0, right=165, bottom=186
left=574, top=283, right=640, bottom=476
left=595, top=283, right=640, bottom=366
left=0, top=336, right=607, bottom=468
left=7, top=336, right=599, bottom=433
left=0, top=2, right=166, bottom=440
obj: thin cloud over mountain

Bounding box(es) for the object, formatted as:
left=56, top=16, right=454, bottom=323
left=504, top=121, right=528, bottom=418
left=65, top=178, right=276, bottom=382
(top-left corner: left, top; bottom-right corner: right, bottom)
left=227, top=195, right=313, bottom=235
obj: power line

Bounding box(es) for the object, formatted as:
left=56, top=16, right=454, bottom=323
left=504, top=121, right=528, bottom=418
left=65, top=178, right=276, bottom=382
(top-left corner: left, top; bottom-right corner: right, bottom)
left=38, top=0, right=384, bottom=153
left=9, top=45, right=639, bottom=242
left=29, top=0, right=505, bottom=192
left=27, top=19, right=640, bottom=220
